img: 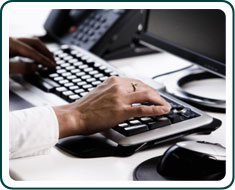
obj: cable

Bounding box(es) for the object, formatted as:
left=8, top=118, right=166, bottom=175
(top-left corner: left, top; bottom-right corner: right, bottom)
left=151, top=64, right=194, bottom=79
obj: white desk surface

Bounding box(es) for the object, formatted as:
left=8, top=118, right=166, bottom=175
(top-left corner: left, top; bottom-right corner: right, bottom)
left=8, top=9, right=226, bottom=182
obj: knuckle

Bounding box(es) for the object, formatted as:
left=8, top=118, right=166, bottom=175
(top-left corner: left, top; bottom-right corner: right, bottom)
left=112, top=84, right=122, bottom=93
left=137, top=106, right=145, bottom=115
left=109, top=76, right=119, bottom=83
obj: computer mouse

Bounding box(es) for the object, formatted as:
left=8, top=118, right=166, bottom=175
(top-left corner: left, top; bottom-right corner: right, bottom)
left=133, top=141, right=225, bottom=181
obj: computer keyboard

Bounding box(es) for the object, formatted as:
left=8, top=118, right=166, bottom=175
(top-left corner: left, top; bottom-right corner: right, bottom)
left=24, top=45, right=220, bottom=148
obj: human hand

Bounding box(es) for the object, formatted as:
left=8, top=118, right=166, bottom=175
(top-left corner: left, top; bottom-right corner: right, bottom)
left=53, top=76, right=171, bottom=138
left=9, top=37, right=56, bottom=74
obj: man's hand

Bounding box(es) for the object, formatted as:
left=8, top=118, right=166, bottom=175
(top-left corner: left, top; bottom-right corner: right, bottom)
left=9, top=37, right=56, bottom=74
left=53, top=76, right=171, bottom=138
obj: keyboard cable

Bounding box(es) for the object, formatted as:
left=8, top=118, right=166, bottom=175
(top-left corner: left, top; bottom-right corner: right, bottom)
left=151, top=64, right=194, bottom=79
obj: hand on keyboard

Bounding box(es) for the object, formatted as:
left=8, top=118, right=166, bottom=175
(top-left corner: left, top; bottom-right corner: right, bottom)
left=9, top=37, right=56, bottom=74
left=53, top=76, right=171, bottom=138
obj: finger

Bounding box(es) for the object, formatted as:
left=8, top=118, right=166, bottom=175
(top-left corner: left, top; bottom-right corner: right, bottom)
left=126, top=105, right=171, bottom=118
left=127, top=90, right=170, bottom=107
left=9, top=61, right=38, bottom=74
left=18, top=38, right=55, bottom=61
left=14, top=39, right=56, bottom=68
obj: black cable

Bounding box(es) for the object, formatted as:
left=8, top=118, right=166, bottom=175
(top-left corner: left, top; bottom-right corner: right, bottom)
left=151, top=64, right=194, bottom=79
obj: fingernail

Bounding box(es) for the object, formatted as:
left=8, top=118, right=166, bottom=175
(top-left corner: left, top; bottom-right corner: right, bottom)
left=162, top=106, right=170, bottom=113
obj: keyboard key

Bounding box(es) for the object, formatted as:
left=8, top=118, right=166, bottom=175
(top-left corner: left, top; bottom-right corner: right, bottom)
left=118, top=123, right=129, bottom=128
left=72, top=78, right=82, bottom=83
left=123, top=124, right=149, bottom=136
left=54, top=77, right=64, bottom=81
left=80, top=92, right=88, bottom=97
left=129, top=120, right=141, bottom=125
left=61, top=72, right=72, bottom=77
left=55, top=87, right=67, bottom=95
left=88, top=88, right=95, bottom=92
left=89, top=70, right=98, bottom=75
left=59, top=80, right=69, bottom=84
left=74, top=89, right=85, bottom=94
left=92, top=81, right=102, bottom=86
left=71, top=69, right=81, bottom=74
left=94, top=73, right=104, bottom=78
left=62, top=91, right=74, bottom=96
left=49, top=73, right=59, bottom=78
left=148, top=117, right=171, bottom=130
left=69, top=86, right=79, bottom=90
left=76, top=72, right=86, bottom=77
left=77, top=81, right=87, bottom=86
left=68, top=94, right=81, bottom=101
left=57, top=69, right=66, bottom=74
left=100, top=76, right=108, bottom=81
left=86, top=78, right=96, bottom=83
left=83, top=84, right=92, bottom=89
left=66, top=75, right=76, bottom=80
left=66, top=66, right=76, bottom=71
left=81, top=75, right=91, bottom=80
left=140, top=117, right=153, bottom=123
left=64, top=83, right=74, bottom=87
left=73, top=62, right=83, bottom=67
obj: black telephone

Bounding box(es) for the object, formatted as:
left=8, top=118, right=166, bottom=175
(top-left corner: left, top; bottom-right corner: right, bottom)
left=44, top=9, right=154, bottom=59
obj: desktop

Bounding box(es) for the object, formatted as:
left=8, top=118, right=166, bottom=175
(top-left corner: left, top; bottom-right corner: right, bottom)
left=8, top=8, right=227, bottom=183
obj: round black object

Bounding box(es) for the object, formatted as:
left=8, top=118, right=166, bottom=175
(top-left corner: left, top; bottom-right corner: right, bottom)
left=134, top=144, right=225, bottom=181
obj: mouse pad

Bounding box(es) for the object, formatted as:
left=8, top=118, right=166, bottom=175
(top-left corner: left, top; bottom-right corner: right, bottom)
left=133, top=156, right=169, bottom=181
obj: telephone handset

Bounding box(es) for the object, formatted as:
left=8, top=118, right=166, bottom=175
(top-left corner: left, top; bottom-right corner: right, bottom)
left=44, top=9, right=152, bottom=59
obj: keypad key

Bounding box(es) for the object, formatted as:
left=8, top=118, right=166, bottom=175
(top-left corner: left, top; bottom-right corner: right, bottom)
left=76, top=72, right=86, bottom=77
left=123, top=124, right=149, bottom=136
left=89, top=70, right=99, bottom=75
left=61, top=72, right=72, bottom=77
left=55, top=87, right=67, bottom=94
left=100, top=76, right=108, bottom=81
left=66, top=66, right=76, bottom=71
left=94, top=73, right=104, bottom=78
left=166, top=114, right=184, bottom=123
left=64, top=83, right=74, bottom=87
left=61, top=63, right=70, bottom=68
left=92, top=81, right=101, bottom=86
left=86, top=78, right=96, bottom=83
left=49, top=73, right=59, bottom=78
left=66, top=75, right=76, bottom=80
left=148, top=117, right=171, bottom=130
left=83, top=84, right=92, bottom=89
left=68, top=59, right=78, bottom=63
left=69, top=86, right=79, bottom=90
left=80, top=92, right=88, bottom=97
left=57, top=69, right=66, bottom=74
left=68, top=94, right=81, bottom=102
left=129, top=120, right=141, bottom=125
left=77, top=81, right=87, bottom=86
left=118, top=123, right=129, bottom=128
left=54, top=77, right=64, bottom=81
left=75, top=89, right=85, bottom=94
left=71, top=69, right=81, bottom=74
left=81, top=75, right=91, bottom=80
left=140, top=117, right=153, bottom=123
left=59, top=80, right=69, bottom=84
left=88, top=88, right=95, bottom=92
left=79, top=65, right=88, bottom=69
left=72, top=78, right=82, bottom=83
left=62, top=91, right=74, bottom=96
left=84, top=67, right=93, bottom=72
left=73, top=62, right=83, bottom=67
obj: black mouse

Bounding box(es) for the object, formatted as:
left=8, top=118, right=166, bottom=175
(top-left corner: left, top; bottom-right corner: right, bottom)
left=134, top=141, right=226, bottom=181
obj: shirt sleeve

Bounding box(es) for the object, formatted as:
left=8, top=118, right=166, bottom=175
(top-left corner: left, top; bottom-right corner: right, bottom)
left=9, top=106, right=59, bottom=159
